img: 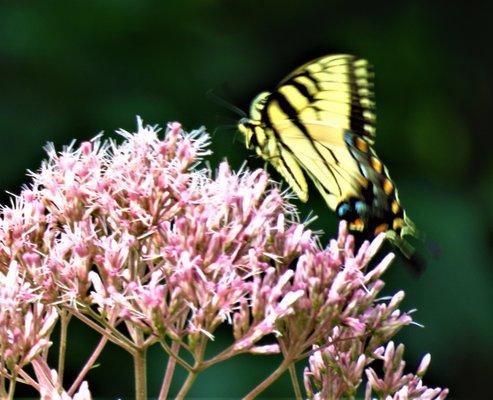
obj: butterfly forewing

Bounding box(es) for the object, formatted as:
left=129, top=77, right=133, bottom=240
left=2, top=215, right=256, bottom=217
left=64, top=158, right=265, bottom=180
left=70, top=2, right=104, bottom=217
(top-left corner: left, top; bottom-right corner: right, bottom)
left=271, top=121, right=363, bottom=210
left=278, top=54, right=376, bottom=141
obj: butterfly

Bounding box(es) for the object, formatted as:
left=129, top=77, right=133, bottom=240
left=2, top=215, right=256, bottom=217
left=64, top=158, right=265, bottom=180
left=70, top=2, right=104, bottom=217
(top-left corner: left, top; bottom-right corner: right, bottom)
left=238, top=54, right=422, bottom=267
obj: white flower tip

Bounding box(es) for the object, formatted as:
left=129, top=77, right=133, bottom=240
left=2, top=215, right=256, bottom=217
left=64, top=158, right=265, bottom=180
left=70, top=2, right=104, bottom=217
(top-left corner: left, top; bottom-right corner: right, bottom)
left=136, top=115, right=144, bottom=130
left=366, top=232, right=386, bottom=257
left=417, top=353, right=431, bottom=377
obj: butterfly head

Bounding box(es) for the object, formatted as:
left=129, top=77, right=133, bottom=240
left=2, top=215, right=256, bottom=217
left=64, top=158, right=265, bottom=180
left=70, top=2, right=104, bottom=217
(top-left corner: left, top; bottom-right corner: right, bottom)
left=238, top=91, right=271, bottom=150
left=238, top=118, right=256, bottom=149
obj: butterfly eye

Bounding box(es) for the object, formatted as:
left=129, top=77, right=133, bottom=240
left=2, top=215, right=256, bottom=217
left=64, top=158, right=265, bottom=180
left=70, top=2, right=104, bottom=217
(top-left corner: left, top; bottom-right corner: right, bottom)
left=336, top=202, right=352, bottom=219
left=238, top=122, right=254, bottom=148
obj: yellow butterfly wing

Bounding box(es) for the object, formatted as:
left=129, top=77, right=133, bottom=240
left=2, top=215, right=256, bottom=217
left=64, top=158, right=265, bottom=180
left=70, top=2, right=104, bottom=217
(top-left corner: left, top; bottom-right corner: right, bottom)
left=268, top=120, right=365, bottom=210
left=276, top=54, right=376, bottom=141
left=250, top=54, right=375, bottom=207
left=238, top=54, right=420, bottom=263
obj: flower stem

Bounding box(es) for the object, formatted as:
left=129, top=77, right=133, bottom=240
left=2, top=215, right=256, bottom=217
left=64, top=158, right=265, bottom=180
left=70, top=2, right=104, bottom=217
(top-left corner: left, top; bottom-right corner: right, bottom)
left=57, top=311, right=71, bottom=387
left=175, top=370, right=198, bottom=400
left=243, top=357, right=294, bottom=399
left=68, top=334, right=109, bottom=396
left=133, top=348, right=147, bottom=400
left=159, top=338, right=192, bottom=371
left=7, top=374, right=16, bottom=400
left=0, top=374, right=6, bottom=397
left=175, top=338, right=207, bottom=399
left=17, top=369, right=38, bottom=391
left=199, top=343, right=238, bottom=369
left=70, top=309, right=134, bottom=352
left=288, top=363, right=302, bottom=400
left=158, top=341, right=180, bottom=400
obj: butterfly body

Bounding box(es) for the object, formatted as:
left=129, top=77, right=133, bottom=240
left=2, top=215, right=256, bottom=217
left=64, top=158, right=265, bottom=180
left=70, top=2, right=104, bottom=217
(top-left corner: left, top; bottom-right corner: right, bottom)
left=238, top=54, right=418, bottom=260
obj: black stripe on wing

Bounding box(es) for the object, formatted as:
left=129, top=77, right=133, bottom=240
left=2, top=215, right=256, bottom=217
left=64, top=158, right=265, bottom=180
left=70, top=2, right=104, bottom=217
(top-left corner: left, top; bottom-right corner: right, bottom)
left=279, top=57, right=376, bottom=140
left=349, top=61, right=375, bottom=138
left=261, top=92, right=343, bottom=196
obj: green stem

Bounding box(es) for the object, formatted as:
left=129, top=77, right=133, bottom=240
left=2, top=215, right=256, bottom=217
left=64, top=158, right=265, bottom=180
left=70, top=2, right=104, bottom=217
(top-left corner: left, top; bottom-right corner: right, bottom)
left=288, top=363, right=302, bottom=400
left=175, top=337, right=207, bottom=399
left=158, top=341, right=180, bottom=400
left=159, top=338, right=192, bottom=372
left=57, top=311, right=72, bottom=387
left=175, top=370, right=197, bottom=400
left=7, top=374, right=16, bottom=400
left=0, top=373, right=6, bottom=398
left=133, top=348, right=147, bottom=400
left=70, top=309, right=134, bottom=352
left=17, top=369, right=39, bottom=391
left=199, top=343, right=238, bottom=369
left=68, top=334, right=109, bottom=396
left=243, top=357, right=294, bottom=400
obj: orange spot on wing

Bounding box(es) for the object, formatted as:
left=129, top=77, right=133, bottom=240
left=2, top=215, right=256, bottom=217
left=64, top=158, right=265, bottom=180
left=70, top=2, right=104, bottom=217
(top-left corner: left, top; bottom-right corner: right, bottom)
left=391, top=200, right=400, bottom=214
left=374, top=223, right=389, bottom=235
left=359, top=176, right=369, bottom=188
left=349, top=218, right=365, bottom=231
left=393, top=218, right=404, bottom=230
left=383, top=179, right=394, bottom=195
left=371, top=157, right=383, bottom=173
left=355, top=138, right=369, bottom=153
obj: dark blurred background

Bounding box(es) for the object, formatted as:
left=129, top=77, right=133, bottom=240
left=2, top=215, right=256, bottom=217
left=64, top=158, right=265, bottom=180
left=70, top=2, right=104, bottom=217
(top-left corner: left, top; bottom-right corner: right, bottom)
left=1, top=1, right=491, bottom=398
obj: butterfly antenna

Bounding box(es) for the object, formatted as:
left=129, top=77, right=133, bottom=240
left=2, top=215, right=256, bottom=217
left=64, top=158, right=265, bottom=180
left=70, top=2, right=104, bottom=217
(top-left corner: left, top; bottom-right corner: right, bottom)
left=212, top=123, right=239, bottom=134
left=206, top=89, right=247, bottom=118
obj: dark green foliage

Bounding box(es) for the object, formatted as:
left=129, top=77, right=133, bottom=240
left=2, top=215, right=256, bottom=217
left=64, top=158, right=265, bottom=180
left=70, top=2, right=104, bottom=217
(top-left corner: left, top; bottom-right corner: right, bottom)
left=1, top=1, right=491, bottom=397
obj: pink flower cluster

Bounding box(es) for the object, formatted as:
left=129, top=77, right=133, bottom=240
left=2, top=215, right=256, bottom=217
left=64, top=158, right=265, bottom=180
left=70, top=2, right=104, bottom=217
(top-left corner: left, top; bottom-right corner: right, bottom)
left=0, top=262, right=57, bottom=376
left=0, top=119, right=448, bottom=399
left=364, top=342, right=449, bottom=400
left=304, top=333, right=449, bottom=400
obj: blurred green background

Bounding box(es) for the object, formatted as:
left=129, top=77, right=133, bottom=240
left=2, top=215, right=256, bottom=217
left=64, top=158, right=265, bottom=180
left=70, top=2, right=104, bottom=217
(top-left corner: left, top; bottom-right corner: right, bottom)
left=1, top=1, right=492, bottom=398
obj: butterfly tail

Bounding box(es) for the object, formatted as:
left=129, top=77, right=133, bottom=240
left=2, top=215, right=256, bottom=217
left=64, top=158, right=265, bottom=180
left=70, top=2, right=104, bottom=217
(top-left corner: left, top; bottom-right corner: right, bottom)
left=386, top=216, right=427, bottom=275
